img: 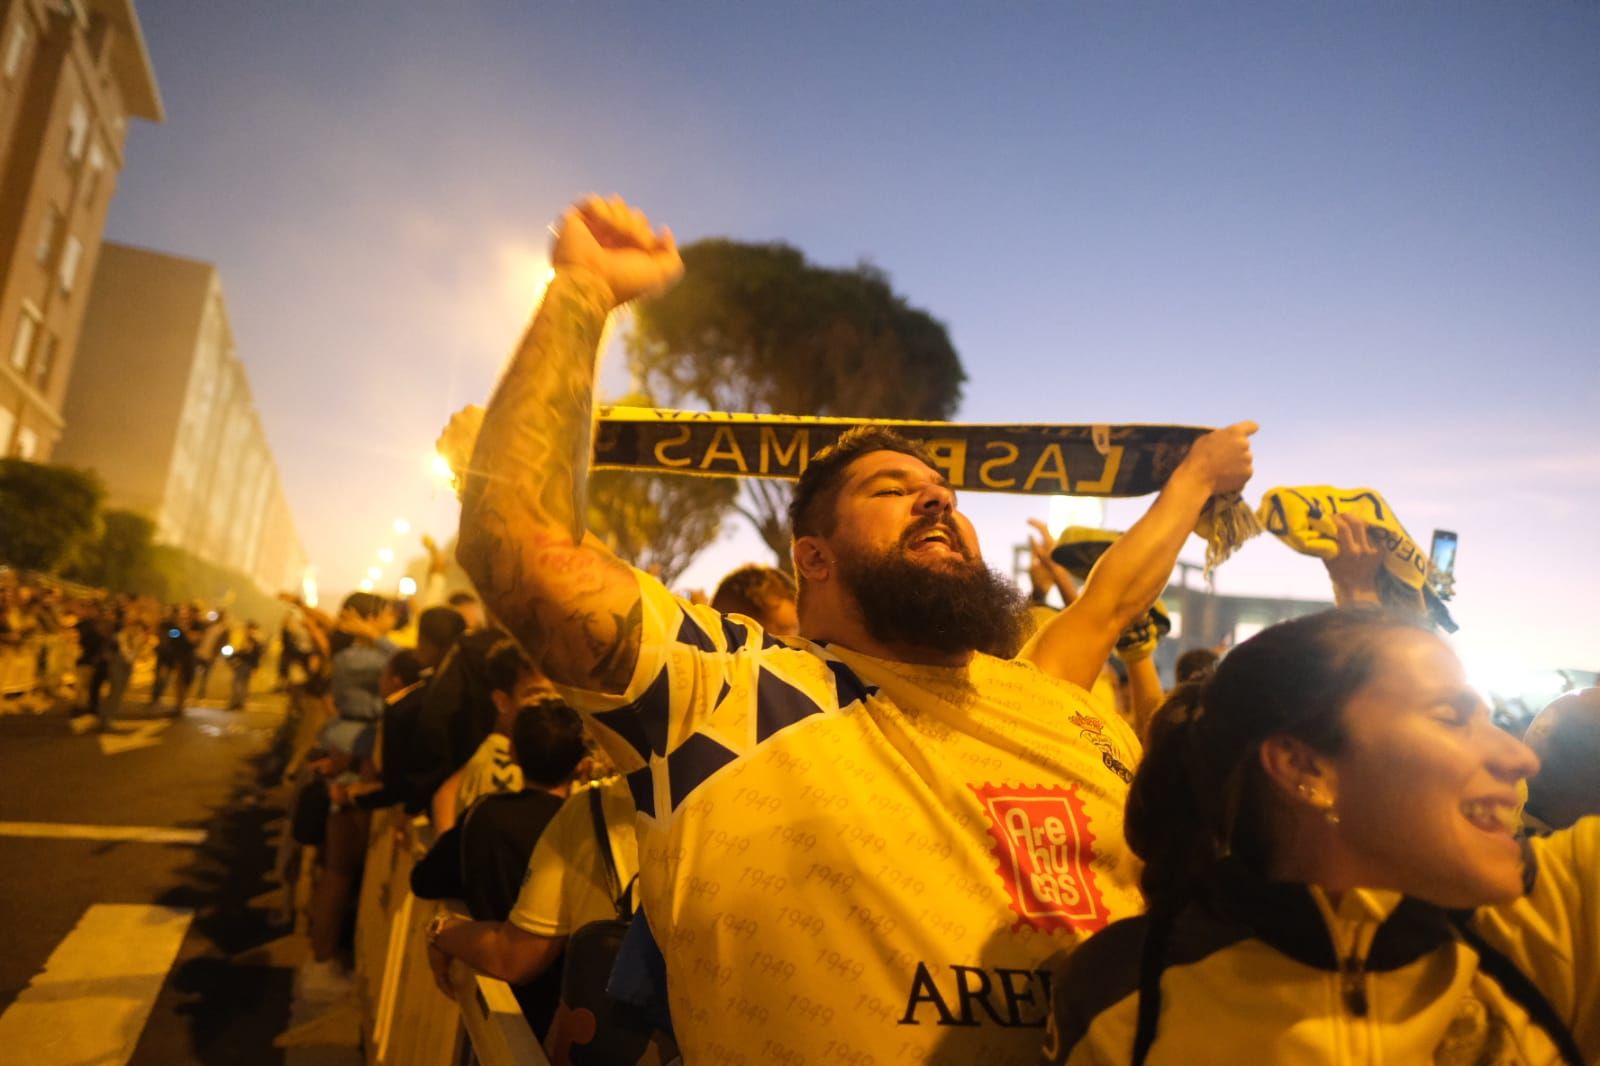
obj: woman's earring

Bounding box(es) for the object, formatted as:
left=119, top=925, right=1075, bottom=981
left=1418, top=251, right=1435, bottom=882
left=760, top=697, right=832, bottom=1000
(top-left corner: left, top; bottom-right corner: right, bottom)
left=1297, top=783, right=1340, bottom=825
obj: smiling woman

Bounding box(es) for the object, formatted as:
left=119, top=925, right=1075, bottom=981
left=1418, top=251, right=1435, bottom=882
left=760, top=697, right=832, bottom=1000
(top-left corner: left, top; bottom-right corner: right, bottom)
left=1044, top=608, right=1600, bottom=1065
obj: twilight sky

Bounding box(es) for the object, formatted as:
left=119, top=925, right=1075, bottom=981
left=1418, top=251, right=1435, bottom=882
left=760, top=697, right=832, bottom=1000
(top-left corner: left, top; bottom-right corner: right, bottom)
left=105, top=2, right=1598, bottom=678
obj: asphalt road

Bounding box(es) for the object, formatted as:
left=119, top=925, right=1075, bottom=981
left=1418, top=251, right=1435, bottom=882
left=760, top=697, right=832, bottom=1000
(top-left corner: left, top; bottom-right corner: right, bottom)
left=0, top=690, right=298, bottom=1065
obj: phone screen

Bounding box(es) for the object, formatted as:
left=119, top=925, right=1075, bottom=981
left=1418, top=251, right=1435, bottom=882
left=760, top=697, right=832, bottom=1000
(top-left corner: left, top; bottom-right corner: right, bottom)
left=1429, top=529, right=1458, bottom=578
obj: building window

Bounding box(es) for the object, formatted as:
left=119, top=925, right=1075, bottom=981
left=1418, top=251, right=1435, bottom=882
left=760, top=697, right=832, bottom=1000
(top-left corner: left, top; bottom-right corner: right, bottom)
left=33, top=333, right=55, bottom=391
left=65, top=100, right=89, bottom=163
left=83, top=141, right=104, bottom=207
left=9, top=306, right=39, bottom=371
left=35, top=205, right=61, bottom=263
left=58, top=235, right=82, bottom=295
left=3, top=22, right=28, bottom=81
left=0, top=406, right=14, bottom=455
left=16, top=426, right=36, bottom=460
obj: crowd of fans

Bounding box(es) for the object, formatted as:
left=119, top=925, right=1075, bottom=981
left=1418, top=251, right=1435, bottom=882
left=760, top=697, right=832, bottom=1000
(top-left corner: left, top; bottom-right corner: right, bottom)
left=264, top=196, right=1599, bottom=1066
left=17, top=194, right=1594, bottom=1065
left=0, top=568, right=269, bottom=726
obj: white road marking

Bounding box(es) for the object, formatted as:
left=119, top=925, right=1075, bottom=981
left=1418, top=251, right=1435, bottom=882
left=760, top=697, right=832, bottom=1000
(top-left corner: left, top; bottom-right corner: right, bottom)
left=0, top=903, right=193, bottom=1065
left=98, top=718, right=171, bottom=756
left=0, top=821, right=207, bottom=845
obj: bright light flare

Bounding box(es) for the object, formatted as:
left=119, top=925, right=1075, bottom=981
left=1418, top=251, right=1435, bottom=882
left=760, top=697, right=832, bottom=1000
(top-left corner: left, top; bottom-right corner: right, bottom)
left=398, top=576, right=418, bottom=597
left=430, top=451, right=455, bottom=482
left=393, top=518, right=411, bottom=536
left=501, top=245, right=556, bottom=309
left=1047, top=495, right=1106, bottom=537
left=359, top=578, right=375, bottom=593
left=367, top=566, right=382, bottom=581
left=301, top=569, right=319, bottom=609
left=378, top=547, right=394, bottom=564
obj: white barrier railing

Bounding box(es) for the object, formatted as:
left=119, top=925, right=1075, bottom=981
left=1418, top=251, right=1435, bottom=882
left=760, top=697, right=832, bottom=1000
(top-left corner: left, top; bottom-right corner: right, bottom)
left=352, top=811, right=547, bottom=1066
left=451, top=962, right=549, bottom=1066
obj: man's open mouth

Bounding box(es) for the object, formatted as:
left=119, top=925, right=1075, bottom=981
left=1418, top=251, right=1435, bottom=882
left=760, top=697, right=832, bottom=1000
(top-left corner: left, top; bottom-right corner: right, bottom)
left=904, top=523, right=966, bottom=558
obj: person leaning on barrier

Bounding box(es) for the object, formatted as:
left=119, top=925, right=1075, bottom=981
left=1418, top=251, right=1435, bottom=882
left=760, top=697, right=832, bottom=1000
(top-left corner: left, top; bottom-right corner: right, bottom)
left=407, top=615, right=510, bottom=828
left=1043, top=608, right=1599, bottom=1065
left=413, top=699, right=591, bottom=920
left=341, top=608, right=465, bottom=815
left=426, top=760, right=631, bottom=1041
left=442, top=195, right=1256, bottom=1062
left=430, top=636, right=546, bottom=827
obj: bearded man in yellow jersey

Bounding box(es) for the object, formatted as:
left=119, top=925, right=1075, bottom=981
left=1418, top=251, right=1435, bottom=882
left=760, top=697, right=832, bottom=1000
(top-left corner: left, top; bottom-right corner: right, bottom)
left=451, top=195, right=1255, bottom=1064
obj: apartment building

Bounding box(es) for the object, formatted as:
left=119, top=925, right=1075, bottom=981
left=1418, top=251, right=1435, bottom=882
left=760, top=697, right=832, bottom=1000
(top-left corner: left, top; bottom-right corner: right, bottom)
left=55, top=243, right=307, bottom=596
left=0, top=0, right=159, bottom=460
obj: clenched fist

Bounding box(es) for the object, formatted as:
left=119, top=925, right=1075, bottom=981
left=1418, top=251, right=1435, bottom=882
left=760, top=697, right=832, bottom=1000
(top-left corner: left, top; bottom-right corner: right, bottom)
left=1178, top=421, right=1257, bottom=497
left=553, top=195, right=683, bottom=308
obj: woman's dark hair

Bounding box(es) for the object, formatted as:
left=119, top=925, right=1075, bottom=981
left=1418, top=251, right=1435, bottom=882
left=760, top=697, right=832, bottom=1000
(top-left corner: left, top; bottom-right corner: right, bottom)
left=384, top=648, right=426, bottom=689
left=1126, top=606, right=1428, bottom=912
left=340, top=591, right=387, bottom=619
left=416, top=606, right=467, bottom=656
left=485, top=637, right=530, bottom=697
left=1174, top=647, right=1220, bottom=684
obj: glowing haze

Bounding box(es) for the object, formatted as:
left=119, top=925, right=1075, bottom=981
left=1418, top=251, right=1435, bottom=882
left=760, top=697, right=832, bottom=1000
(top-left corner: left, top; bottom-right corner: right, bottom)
left=103, top=4, right=1597, bottom=672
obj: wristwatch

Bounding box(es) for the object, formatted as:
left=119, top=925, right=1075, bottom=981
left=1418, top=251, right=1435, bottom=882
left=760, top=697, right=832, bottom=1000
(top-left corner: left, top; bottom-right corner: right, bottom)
left=426, top=912, right=452, bottom=947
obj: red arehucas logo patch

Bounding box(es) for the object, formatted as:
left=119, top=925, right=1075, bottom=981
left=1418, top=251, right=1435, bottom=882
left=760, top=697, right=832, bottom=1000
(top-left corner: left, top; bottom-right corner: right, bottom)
left=972, top=783, right=1108, bottom=934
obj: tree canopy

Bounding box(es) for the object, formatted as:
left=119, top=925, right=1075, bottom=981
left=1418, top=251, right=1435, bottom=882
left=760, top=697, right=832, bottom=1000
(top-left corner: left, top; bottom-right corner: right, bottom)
left=628, top=239, right=966, bottom=561
left=587, top=468, right=737, bottom=587
left=0, top=459, right=104, bottom=573
left=66, top=509, right=160, bottom=591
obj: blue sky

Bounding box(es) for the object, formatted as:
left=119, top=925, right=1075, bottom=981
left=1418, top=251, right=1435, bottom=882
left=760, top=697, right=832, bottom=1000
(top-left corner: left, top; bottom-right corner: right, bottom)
left=107, top=2, right=1598, bottom=673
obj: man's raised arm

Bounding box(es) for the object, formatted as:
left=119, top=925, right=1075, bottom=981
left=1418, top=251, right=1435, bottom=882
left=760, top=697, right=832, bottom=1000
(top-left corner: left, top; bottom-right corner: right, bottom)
left=455, top=196, right=682, bottom=693
left=1022, top=422, right=1256, bottom=690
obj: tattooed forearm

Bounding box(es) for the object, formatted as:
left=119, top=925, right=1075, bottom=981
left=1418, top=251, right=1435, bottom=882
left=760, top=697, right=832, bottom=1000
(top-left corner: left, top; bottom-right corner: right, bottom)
left=461, top=272, right=610, bottom=541
left=457, top=270, right=644, bottom=691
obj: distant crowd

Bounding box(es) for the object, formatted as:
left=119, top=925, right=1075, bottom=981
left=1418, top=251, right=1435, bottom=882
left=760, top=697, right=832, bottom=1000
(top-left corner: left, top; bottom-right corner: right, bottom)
left=0, top=568, right=268, bottom=726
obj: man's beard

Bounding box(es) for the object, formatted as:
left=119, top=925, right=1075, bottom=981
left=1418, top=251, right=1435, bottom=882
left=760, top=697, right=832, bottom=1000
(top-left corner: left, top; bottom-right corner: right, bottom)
left=834, top=521, right=1029, bottom=660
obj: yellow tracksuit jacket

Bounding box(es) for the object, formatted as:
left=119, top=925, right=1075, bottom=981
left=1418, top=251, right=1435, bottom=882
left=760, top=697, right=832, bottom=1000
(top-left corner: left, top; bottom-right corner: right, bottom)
left=1045, top=818, right=1599, bottom=1064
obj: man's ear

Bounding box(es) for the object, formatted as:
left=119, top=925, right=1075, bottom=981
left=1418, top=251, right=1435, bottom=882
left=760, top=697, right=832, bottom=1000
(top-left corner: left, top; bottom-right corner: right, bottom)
left=1259, top=734, right=1340, bottom=812
left=793, top=536, right=831, bottom=585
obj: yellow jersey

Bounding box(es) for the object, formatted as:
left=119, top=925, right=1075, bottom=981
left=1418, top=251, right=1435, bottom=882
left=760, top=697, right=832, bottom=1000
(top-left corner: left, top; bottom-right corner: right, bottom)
left=556, top=571, right=1144, bottom=1064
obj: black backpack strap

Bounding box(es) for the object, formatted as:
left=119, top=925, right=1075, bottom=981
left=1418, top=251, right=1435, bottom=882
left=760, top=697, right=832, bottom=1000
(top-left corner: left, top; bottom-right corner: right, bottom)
left=587, top=786, right=630, bottom=920
left=1449, top=914, right=1584, bottom=1066
left=1130, top=911, right=1175, bottom=1066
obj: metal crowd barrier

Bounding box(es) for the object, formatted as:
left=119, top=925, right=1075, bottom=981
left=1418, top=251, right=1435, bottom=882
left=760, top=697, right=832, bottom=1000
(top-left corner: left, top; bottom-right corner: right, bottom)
left=355, top=810, right=548, bottom=1066
left=265, top=693, right=546, bottom=1065
left=0, top=640, right=39, bottom=699
left=0, top=634, right=74, bottom=707
left=449, top=960, right=548, bottom=1066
